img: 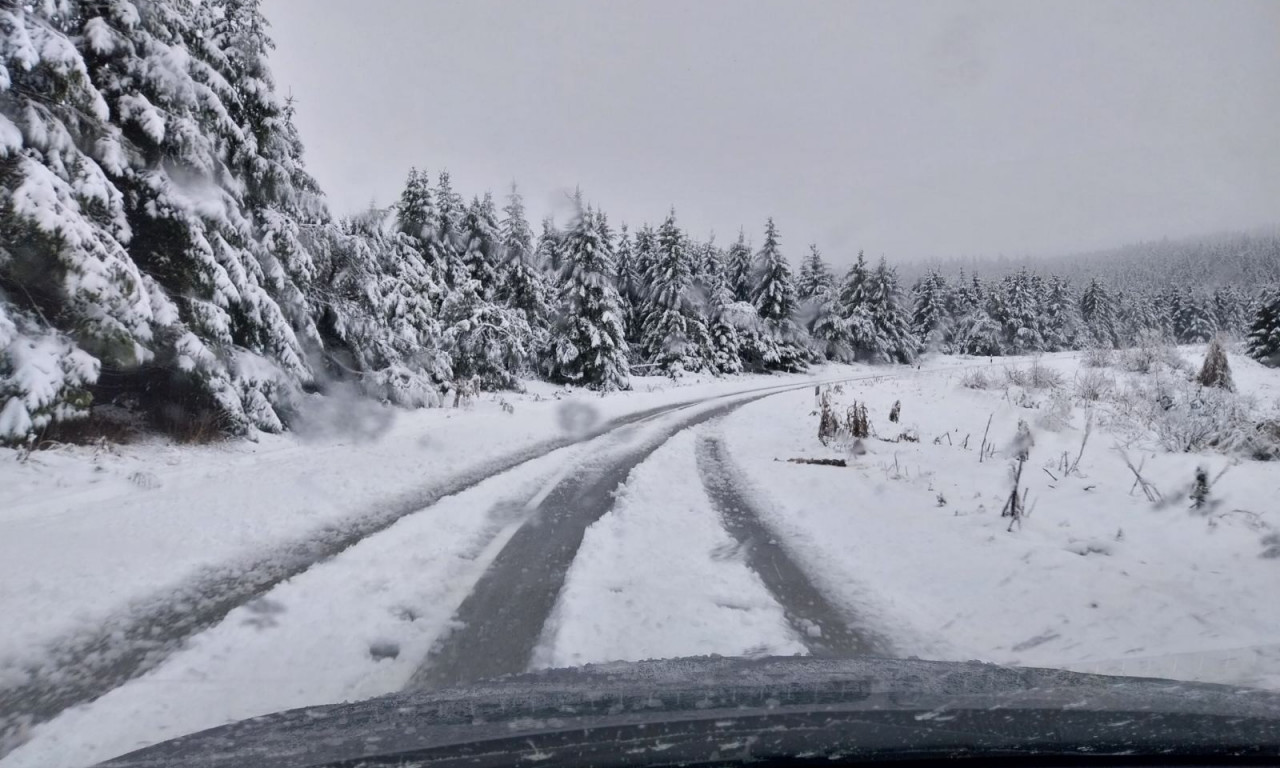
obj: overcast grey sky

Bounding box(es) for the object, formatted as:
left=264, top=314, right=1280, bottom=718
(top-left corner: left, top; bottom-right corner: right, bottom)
left=262, top=0, right=1279, bottom=266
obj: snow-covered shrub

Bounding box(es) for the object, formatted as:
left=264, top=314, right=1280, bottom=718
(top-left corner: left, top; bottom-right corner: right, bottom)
left=1121, top=331, right=1187, bottom=374
left=960, top=368, right=995, bottom=390
left=1004, top=359, right=1064, bottom=390
left=1113, top=373, right=1279, bottom=459
left=1037, top=389, right=1074, bottom=432
left=1082, top=345, right=1113, bottom=368
left=1074, top=370, right=1115, bottom=402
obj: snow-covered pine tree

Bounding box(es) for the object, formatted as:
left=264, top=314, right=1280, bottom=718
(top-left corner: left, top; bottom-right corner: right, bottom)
left=306, top=207, right=450, bottom=406
left=612, top=224, right=640, bottom=339
left=950, top=275, right=1003, bottom=356
left=1172, top=289, right=1215, bottom=344
left=745, top=219, right=808, bottom=371
left=638, top=209, right=711, bottom=375
left=807, top=294, right=854, bottom=362
left=439, top=276, right=532, bottom=390
left=534, top=216, right=561, bottom=275
left=692, top=235, right=725, bottom=297
left=994, top=269, right=1044, bottom=354
left=394, top=168, right=435, bottom=240
left=796, top=244, right=835, bottom=301
left=1080, top=278, right=1119, bottom=349
left=459, top=195, right=500, bottom=299
left=1041, top=276, right=1081, bottom=352
left=910, top=271, right=951, bottom=352
left=1114, top=288, right=1156, bottom=347
left=1211, top=286, right=1249, bottom=338
left=195, top=0, right=327, bottom=349
left=74, top=0, right=328, bottom=435
left=725, top=229, right=754, bottom=303
left=496, top=186, right=552, bottom=356
left=0, top=1, right=163, bottom=441
left=433, top=171, right=467, bottom=287
left=751, top=218, right=796, bottom=322
left=705, top=281, right=744, bottom=374
left=1246, top=289, right=1280, bottom=367
left=548, top=201, right=630, bottom=390
left=857, top=258, right=917, bottom=364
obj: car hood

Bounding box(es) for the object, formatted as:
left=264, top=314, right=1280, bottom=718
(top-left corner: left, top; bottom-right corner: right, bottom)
left=100, top=656, right=1280, bottom=767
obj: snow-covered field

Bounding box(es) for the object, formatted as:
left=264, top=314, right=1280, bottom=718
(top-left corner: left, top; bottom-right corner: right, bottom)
left=3, top=349, right=1278, bottom=768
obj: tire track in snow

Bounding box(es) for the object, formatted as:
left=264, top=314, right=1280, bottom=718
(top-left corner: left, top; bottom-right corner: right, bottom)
left=0, top=384, right=814, bottom=758
left=694, top=433, right=890, bottom=658
left=407, top=390, right=811, bottom=691
left=407, top=366, right=980, bottom=690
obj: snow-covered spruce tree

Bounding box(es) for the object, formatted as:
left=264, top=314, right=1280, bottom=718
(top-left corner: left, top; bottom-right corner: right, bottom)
left=1115, top=288, right=1157, bottom=348
left=459, top=194, right=501, bottom=299
left=0, top=1, right=163, bottom=441
left=1196, top=337, right=1234, bottom=391
left=439, top=276, right=532, bottom=390
left=496, top=186, right=552, bottom=356
left=950, top=275, right=1003, bottom=356
left=433, top=170, right=467, bottom=287
left=705, top=281, right=744, bottom=374
left=612, top=223, right=640, bottom=340
left=534, top=216, right=560, bottom=275
left=74, top=0, right=329, bottom=435
left=807, top=293, right=854, bottom=362
left=994, top=269, right=1043, bottom=354
left=1080, top=278, right=1119, bottom=349
left=548, top=201, right=630, bottom=390
left=1246, top=289, right=1280, bottom=367
left=1040, top=275, right=1080, bottom=352
left=746, top=218, right=808, bottom=371
left=692, top=236, right=725, bottom=297
left=857, top=258, right=917, bottom=364
left=796, top=244, right=835, bottom=301
left=725, top=229, right=754, bottom=303
left=911, top=271, right=951, bottom=352
left=1172, top=290, right=1215, bottom=344
left=1211, top=286, right=1249, bottom=339
left=638, top=209, right=712, bottom=375
left=751, top=218, right=795, bottom=321
left=195, top=0, right=327, bottom=350
left=306, top=207, right=449, bottom=406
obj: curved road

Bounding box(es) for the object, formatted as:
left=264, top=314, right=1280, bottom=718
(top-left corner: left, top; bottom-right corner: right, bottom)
left=0, top=375, right=851, bottom=757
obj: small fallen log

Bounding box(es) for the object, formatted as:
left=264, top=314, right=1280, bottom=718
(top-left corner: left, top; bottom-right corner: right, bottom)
left=781, top=457, right=849, bottom=467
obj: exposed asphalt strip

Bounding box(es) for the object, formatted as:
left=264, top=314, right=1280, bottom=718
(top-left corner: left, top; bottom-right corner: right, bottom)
left=407, top=389, right=806, bottom=691
left=0, top=383, right=819, bottom=757
left=694, top=432, right=889, bottom=657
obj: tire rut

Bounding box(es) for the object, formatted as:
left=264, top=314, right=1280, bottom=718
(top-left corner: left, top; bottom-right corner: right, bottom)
left=694, top=432, right=889, bottom=658
left=407, top=391, right=801, bottom=691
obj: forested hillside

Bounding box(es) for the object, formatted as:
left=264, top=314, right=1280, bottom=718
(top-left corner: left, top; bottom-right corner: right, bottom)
left=3, top=0, right=1278, bottom=445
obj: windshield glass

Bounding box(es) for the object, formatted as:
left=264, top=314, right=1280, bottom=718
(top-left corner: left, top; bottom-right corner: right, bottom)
left=2, top=1, right=1279, bottom=766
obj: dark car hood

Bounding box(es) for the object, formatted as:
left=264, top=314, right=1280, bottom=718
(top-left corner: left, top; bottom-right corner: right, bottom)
left=100, top=656, right=1280, bottom=767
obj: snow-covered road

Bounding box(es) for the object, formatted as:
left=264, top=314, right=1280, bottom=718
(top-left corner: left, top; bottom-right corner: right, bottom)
left=3, top=365, right=938, bottom=766
left=5, top=350, right=1277, bottom=768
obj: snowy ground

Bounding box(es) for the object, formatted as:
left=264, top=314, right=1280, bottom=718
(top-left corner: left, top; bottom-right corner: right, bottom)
left=3, top=350, right=1278, bottom=767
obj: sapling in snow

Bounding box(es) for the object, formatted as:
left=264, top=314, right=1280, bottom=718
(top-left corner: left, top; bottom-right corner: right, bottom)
left=1190, top=466, right=1210, bottom=511
left=1001, top=420, right=1035, bottom=531
left=1196, top=337, right=1234, bottom=391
